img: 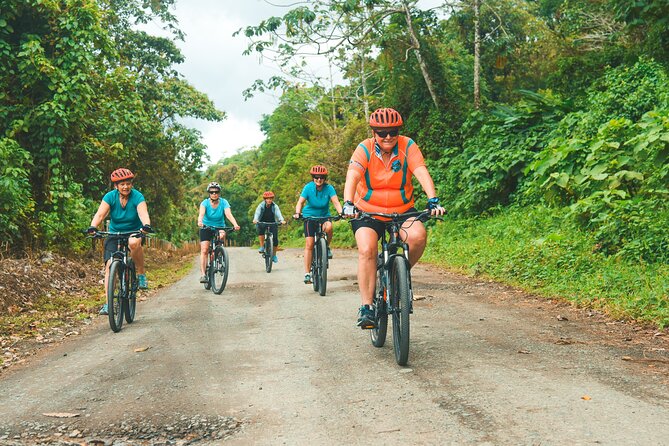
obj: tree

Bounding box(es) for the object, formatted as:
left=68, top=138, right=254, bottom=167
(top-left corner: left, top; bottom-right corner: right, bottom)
left=237, top=0, right=445, bottom=110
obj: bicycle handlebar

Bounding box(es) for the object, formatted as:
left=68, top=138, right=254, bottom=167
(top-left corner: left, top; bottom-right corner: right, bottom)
left=202, top=225, right=237, bottom=232
left=351, top=209, right=433, bottom=222
left=295, top=215, right=342, bottom=222
left=84, top=230, right=149, bottom=239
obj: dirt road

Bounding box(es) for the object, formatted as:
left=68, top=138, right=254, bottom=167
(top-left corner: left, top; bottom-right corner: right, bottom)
left=1, top=247, right=668, bottom=445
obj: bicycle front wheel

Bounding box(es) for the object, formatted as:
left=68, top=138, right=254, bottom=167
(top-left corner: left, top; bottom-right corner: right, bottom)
left=311, top=244, right=319, bottom=292
left=107, top=260, right=124, bottom=333
left=370, top=271, right=388, bottom=348
left=265, top=235, right=273, bottom=273
left=390, top=258, right=411, bottom=365
left=204, top=251, right=212, bottom=290
left=124, top=260, right=137, bottom=323
left=211, top=246, right=229, bottom=294
left=317, top=237, right=328, bottom=296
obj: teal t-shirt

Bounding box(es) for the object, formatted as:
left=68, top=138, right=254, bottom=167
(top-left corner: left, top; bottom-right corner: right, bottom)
left=300, top=182, right=336, bottom=217
left=103, top=189, right=145, bottom=232
left=201, top=198, right=230, bottom=227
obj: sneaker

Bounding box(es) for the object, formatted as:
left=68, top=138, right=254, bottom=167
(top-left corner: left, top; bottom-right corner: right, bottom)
left=99, top=304, right=108, bottom=315
left=138, top=274, right=148, bottom=289
left=304, top=273, right=312, bottom=284
left=199, top=275, right=208, bottom=283
left=258, top=246, right=265, bottom=253
left=357, top=305, right=376, bottom=329
left=272, top=255, right=278, bottom=263
left=327, top=248, right=333, bottom=259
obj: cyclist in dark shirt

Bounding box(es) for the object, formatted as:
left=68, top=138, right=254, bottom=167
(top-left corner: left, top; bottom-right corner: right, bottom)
left=252, top=191, right=286, bottom=263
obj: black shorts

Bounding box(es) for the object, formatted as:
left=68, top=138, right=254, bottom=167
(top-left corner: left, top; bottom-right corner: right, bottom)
left=256, top=223, right=279, bottom=246
left=303, top=220, right=321, bottom=238
left=350, top=207, right=424, bottom=240
left=103, top=236, right=143, bottom=263
left=199, top=227, right=225, bottom=242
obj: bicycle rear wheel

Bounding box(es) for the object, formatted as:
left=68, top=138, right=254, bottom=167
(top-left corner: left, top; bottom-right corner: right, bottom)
left=107, top=260, right=124, bottom=333
left=265, top=235, right=273, bottom=273
left=390, top=257, right=411, bottom=365
left=124, top=260, right=137, bottom=323
left=211, top=245, right=229, bottom=294
left=317, top=237, right=328, bottom=296
left=370, top=270, right=388, bottom=347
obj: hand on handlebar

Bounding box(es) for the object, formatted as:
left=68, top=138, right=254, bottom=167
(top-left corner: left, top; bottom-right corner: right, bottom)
left=86, top=226, right=98, bottom=235
left=342, top=201, right=357, bottom=218
left=426, top=198, right=446, bottom=217
left=293, top=213, right=302, bottom=220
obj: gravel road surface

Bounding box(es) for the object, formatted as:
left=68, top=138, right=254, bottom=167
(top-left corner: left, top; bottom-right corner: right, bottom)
left=1, top=247, right=668, bottom=445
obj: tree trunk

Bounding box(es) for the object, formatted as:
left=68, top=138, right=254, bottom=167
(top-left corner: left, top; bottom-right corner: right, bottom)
left=473, top=0, right=481, bottom=109
left=402, top=1, right=440, bottom=110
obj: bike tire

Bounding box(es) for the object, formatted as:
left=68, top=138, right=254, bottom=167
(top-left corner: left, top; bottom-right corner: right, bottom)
left=311, top=244, right=319, bottom=292
left=107, top=260, right=124, bottom=333
left=370, top=271, right=388, bottom=347
left=317, top=237, right=328, bottom=296
left=211, top=245, right=229, bottom=294
left=265, top=235, right=273, bottom=273
left=391, top=258, right=411, bottom=365
left=124, top=260, right=137, bottom=323
left=204, top=251, right=212, bottom=290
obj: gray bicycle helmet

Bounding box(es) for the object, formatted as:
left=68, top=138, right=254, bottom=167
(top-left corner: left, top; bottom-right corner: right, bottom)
left=207, top=182, right=221, bottom=192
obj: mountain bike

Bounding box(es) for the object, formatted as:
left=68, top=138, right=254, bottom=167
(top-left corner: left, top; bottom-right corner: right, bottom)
left=202, top=226, right=235, bottom=294
left=258, top=222, right=281, bottom=273
left=353, top=210, right=435, bottom=366
left=298, top=215, right=341, bottom=296
left=90, top=231, right=146, bottom=333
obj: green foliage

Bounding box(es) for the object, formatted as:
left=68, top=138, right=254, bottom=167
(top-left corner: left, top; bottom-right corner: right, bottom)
left=0, top=0, right=223, bottom=252
left=0, top=139, right=35, bottom=244
left=425, top=206, right=669, bottom=327
left=435, top=90, right=568, bottom=215
left=523, top=59, right=669, bottom=261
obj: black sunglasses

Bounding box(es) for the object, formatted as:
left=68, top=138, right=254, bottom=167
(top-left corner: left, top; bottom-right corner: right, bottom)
left=375, top=129, right=399, bottom=138
left=208, top=190, right=220, bottom=194
left=312, top=176, right=326, bottom=180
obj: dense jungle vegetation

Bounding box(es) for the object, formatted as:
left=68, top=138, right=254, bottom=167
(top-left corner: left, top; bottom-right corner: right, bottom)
left=1, top=1, right=668, bottom=324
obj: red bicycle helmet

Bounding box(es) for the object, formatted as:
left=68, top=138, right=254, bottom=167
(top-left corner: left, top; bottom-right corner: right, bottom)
left=369, top=108, right=403, bottom=128
left=310, top=165, right=328, bottom=176
left=263, top=191, right=275, bottom=198
left=110, top=168, right=135, bottom=183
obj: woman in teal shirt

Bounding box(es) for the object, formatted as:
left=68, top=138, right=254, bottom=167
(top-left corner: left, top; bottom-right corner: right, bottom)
left=293, top=165, right=343, bottom=284
left=88, top=168, right=153, bottom=315
left=197, top=182, right=241, bottom=283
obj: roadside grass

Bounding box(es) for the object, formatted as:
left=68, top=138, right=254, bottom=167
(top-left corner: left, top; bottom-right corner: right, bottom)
left=424, top=205, right=669, bottom=328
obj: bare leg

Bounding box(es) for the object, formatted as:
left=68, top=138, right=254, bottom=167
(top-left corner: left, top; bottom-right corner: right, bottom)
left=128, top=237, right=145, bottom=274
left=400, top=218, right=427, bottom=267
left=355, top=227, right=379, bottom=306
left=304, top=237, right=315, bottom=274
left=200, top=241, right=210, bottom=275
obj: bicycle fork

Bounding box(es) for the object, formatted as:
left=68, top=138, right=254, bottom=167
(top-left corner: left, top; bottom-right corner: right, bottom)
left=380, top=257, right=414, bottom=316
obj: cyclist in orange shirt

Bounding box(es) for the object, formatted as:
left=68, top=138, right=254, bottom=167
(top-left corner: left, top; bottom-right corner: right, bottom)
left=342, top=108, right=445, bottom=328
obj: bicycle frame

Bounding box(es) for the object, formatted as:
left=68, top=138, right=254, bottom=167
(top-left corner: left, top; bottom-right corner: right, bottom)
left=90, top=230, right=145, bottom=332
left=300, top=215, right=340, bottom=295
left=201, top=225, right=234, bottom=294
left=353, top=210, right=432, bottom=365
left=260, top=222, right=281, bottom=256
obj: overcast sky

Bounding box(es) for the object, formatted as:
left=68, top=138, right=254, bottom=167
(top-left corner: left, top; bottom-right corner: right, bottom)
left=155, top=0, right=444, bottom=165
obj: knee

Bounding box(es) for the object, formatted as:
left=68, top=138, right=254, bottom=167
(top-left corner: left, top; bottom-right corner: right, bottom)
left=358, top=245, right=376, bottom=261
